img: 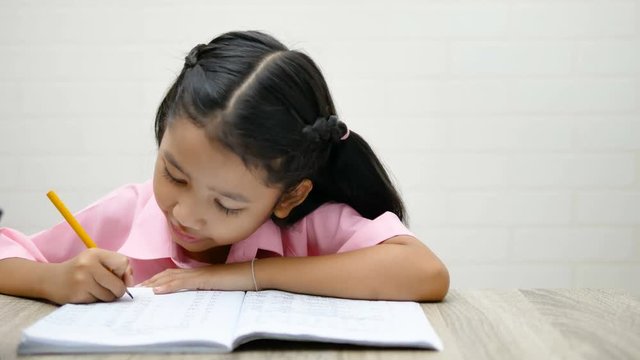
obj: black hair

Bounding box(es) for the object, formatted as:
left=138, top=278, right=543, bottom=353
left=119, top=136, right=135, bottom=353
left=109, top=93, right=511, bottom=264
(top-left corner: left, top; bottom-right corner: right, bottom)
left=155, top=30, right=406, bottom=225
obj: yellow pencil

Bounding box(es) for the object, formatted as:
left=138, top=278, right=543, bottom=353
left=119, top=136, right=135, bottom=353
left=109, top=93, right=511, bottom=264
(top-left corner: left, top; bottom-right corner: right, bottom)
left=46, top=190, right=133, bottom=299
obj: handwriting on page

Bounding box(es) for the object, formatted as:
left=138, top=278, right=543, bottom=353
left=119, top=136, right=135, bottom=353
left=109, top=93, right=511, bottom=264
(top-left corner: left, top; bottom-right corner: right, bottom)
left=45, top=290, right=218, bottom=334
left=31, top=288, right=245, bottom=345
left=241, top=291, right=385, bottom=329
left=233, top=290, right=428, bottom=345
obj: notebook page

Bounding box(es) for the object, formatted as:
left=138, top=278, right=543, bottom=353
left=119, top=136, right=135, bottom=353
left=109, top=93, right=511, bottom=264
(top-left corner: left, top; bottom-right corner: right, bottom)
left=22, top=288, right=245, bottom=349
left=233, top=290, right=442, bottom=350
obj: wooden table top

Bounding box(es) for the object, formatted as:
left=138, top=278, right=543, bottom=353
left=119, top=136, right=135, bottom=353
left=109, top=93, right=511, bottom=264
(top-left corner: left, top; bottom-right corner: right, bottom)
left=1, top=289, right=639, bottom=359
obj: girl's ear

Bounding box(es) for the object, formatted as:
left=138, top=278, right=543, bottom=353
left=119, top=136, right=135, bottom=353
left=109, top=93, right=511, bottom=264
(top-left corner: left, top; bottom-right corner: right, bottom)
left=273, top=179, right=313, bottom=219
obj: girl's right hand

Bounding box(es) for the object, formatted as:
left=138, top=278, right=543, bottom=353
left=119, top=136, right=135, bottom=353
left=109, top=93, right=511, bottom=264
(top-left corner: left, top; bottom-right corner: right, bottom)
left=45, top=248, right=134, bottom=304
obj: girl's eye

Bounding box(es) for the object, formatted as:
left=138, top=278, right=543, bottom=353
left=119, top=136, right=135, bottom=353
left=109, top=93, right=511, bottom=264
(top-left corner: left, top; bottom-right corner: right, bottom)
left=162, top=167, right=187, bottom=185
left=215, top=200, right=241, bottom=216
left=162, top=164, right=241, bottom=216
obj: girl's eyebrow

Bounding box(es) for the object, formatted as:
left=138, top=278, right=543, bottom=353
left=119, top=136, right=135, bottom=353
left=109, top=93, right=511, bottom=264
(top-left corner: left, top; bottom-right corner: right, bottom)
left=163, top=151, right=250, bottom=203
left=210, top=187, right=250, bottom=203
left=164, top=152, right=189, bottom=177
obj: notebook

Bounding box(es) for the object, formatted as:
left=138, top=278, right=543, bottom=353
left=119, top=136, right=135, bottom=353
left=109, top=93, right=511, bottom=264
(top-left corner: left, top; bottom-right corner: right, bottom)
left=19, top=287, right=443, bottom=354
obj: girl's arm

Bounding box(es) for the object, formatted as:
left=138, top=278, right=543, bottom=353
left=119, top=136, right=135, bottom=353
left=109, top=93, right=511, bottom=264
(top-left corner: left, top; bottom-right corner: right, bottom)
left=0, top=258, right=53, bottom=300
left=145, top=236, right=449, bottom=302
left=0, top=182, right=153, bottom=303
left=257, top=235, right=449, bottom=301
left=0, top=250, right=134, bottom=304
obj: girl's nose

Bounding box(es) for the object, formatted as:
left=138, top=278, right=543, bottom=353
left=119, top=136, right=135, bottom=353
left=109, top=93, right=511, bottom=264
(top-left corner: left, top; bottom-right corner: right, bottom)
left=172, top=200, right=205, bottom=231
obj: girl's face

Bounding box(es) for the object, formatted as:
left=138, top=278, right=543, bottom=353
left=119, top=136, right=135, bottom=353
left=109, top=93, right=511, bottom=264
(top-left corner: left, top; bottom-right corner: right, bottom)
left=153, top=117, right=283, bottom=257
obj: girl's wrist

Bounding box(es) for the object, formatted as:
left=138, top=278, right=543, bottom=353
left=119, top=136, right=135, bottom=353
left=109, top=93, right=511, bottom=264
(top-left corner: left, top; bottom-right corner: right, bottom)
left=38, top=262, right=63, bottom=301
left=248, top=257, right=281, bottom=291
left=3, top=259, right=59, bottom=301
left=250, top=258, right=259, bottom=291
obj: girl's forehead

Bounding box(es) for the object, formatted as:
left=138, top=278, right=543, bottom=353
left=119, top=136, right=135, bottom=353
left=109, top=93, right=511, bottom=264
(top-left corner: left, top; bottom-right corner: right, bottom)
left=161, top=117, right=279, bottom=195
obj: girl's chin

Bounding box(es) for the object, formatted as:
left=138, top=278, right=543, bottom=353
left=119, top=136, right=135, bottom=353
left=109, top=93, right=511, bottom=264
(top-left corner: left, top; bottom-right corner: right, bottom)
left=175, top=241, right=231, bottom=264
left=173, top=237, right=211, bottom=252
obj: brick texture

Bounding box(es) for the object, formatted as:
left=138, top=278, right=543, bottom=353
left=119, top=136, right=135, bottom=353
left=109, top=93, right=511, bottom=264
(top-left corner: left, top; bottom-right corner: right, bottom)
left=0, top=0, right=638, bottom=294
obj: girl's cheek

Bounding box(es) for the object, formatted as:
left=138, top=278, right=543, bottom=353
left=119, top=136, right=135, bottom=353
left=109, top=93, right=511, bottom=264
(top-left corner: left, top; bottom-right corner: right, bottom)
left=153, top=179, right=173, bottom=212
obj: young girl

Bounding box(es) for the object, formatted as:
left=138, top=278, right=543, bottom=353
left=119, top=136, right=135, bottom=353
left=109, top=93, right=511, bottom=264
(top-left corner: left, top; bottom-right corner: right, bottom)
left=0, top=31, right=449, bottom=305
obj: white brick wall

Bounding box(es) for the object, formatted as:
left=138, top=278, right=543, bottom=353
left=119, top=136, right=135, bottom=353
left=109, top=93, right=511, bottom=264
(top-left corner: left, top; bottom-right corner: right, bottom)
left=0, top=0, right=638, bottom=294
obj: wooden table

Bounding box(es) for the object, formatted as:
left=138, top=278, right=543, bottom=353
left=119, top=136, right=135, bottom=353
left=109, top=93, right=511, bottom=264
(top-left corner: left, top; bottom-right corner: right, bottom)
left=1, top=289, right=639, bottom=359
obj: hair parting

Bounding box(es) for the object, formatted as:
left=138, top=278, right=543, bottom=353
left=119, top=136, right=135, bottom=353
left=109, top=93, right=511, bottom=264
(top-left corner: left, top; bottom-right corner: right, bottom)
left=155, top=30, right=406, bottom=225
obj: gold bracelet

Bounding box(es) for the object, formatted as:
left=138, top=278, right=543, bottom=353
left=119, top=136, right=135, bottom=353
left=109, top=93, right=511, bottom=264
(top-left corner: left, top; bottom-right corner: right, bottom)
left=251, top=258, right=259, bottom=291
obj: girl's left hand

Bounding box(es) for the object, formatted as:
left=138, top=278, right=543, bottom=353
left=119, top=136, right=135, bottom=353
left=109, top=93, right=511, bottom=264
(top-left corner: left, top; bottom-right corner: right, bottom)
left=140, top=262, right=254, bottom=294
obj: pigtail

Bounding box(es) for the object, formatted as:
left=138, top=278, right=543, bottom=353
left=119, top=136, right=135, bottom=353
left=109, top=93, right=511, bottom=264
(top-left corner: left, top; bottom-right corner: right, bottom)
left=154, top=30, right=405, bottom=226
left=325, top=131, right=405, bottom=222
left=283, top=125, right=406, bottom=226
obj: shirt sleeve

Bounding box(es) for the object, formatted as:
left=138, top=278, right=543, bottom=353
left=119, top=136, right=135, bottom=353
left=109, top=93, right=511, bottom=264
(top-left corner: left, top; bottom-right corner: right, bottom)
left=0, top=182, right=152, bottom=263
left=300, top=203, right=415, bottom=256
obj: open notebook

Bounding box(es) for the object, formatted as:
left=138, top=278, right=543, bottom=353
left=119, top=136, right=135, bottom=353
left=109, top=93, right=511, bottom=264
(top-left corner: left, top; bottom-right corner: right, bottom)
left=19, top=287, right=443, bottom=354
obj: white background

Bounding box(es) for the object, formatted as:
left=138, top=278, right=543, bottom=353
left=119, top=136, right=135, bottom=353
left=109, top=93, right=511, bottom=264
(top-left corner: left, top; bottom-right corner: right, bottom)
left=0, top=0, right=638, bottom=294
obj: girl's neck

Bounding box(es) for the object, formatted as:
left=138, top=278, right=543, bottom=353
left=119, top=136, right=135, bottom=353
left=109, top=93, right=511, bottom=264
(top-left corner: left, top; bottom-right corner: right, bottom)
left=183, top=245, right=231, bottom=264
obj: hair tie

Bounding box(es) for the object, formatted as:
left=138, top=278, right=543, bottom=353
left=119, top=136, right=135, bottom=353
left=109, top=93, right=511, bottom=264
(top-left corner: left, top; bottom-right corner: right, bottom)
left=251, top=258, right=259, bottom=291
left=340, top=128, right=350, bottom=141
left=185, top=43, right=206, bottom=68
left=302, top=115, right=350, bottom=143
left=328, top=115, right=350, bottom=142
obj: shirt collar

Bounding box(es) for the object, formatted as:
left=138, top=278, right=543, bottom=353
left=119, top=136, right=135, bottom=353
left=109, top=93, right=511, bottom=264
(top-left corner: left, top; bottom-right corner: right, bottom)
left=226, top=220, right=283, bottom=263
left=117, top=195, right=173, bottom=260
left=117, top=193, right=283, bottom=264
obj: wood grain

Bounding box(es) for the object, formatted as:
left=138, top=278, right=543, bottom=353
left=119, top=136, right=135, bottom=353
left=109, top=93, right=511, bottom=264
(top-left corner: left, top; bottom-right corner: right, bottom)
left=1, top=289, right=638, bottom=360
left=520, top=289, right=640, bottom=360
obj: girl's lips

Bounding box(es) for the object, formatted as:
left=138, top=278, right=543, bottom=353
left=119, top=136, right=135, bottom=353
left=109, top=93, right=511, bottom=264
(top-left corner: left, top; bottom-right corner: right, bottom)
left=169, top=222, right=202, bottom=243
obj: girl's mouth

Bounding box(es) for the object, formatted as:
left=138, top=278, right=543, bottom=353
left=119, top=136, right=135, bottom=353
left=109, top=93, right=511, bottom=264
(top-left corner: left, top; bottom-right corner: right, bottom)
left=169, top=222, right=203, bottom=243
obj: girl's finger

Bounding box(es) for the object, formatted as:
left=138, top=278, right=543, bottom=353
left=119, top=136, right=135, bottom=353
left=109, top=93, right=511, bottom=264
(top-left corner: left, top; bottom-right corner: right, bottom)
left=123, top=265, right=135, bottom=287
left=153, top=278, right=189, bottom=294
left=141, top=271, right=170, bottom=287
left=94, top=249, right=130, bottom=278
left=87, top=281, right=118, bottom=302
left=92, top=266, right=127, bottom=299
left=152, top=270, right=202, bottom=294
left=142, top=268, right=190, bottom=287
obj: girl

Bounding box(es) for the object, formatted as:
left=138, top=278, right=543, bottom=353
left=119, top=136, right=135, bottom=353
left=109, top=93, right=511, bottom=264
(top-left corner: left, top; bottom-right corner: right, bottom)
left=0, top=31, right=449, bottom=305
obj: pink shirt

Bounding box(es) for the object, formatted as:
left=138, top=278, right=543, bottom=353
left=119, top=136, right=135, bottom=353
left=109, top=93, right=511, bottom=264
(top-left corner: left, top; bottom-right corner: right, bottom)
left=0, top=181, right=413, bottom=284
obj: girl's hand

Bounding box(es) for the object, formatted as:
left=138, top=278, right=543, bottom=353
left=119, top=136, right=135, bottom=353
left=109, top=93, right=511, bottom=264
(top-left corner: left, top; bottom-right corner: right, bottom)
left=45, top=248, right=134, bottom=304
left=141, top=262, right=253, bottom=294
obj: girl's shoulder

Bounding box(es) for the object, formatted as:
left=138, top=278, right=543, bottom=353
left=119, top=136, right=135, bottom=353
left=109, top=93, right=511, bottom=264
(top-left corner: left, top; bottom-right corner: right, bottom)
left=305, top=202, right=360, bottom=220
left=85, top=180, right=154, bottom=211
left=304, top=202, right=403, bottom=226
left=298, top=202, right=412, bottom=254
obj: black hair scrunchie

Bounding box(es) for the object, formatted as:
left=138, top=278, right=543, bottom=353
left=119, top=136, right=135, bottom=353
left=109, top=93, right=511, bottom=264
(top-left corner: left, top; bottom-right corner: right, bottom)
left=303, top=115, right=348, bottom=143
left=185, top=43, right=207, bottom=68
